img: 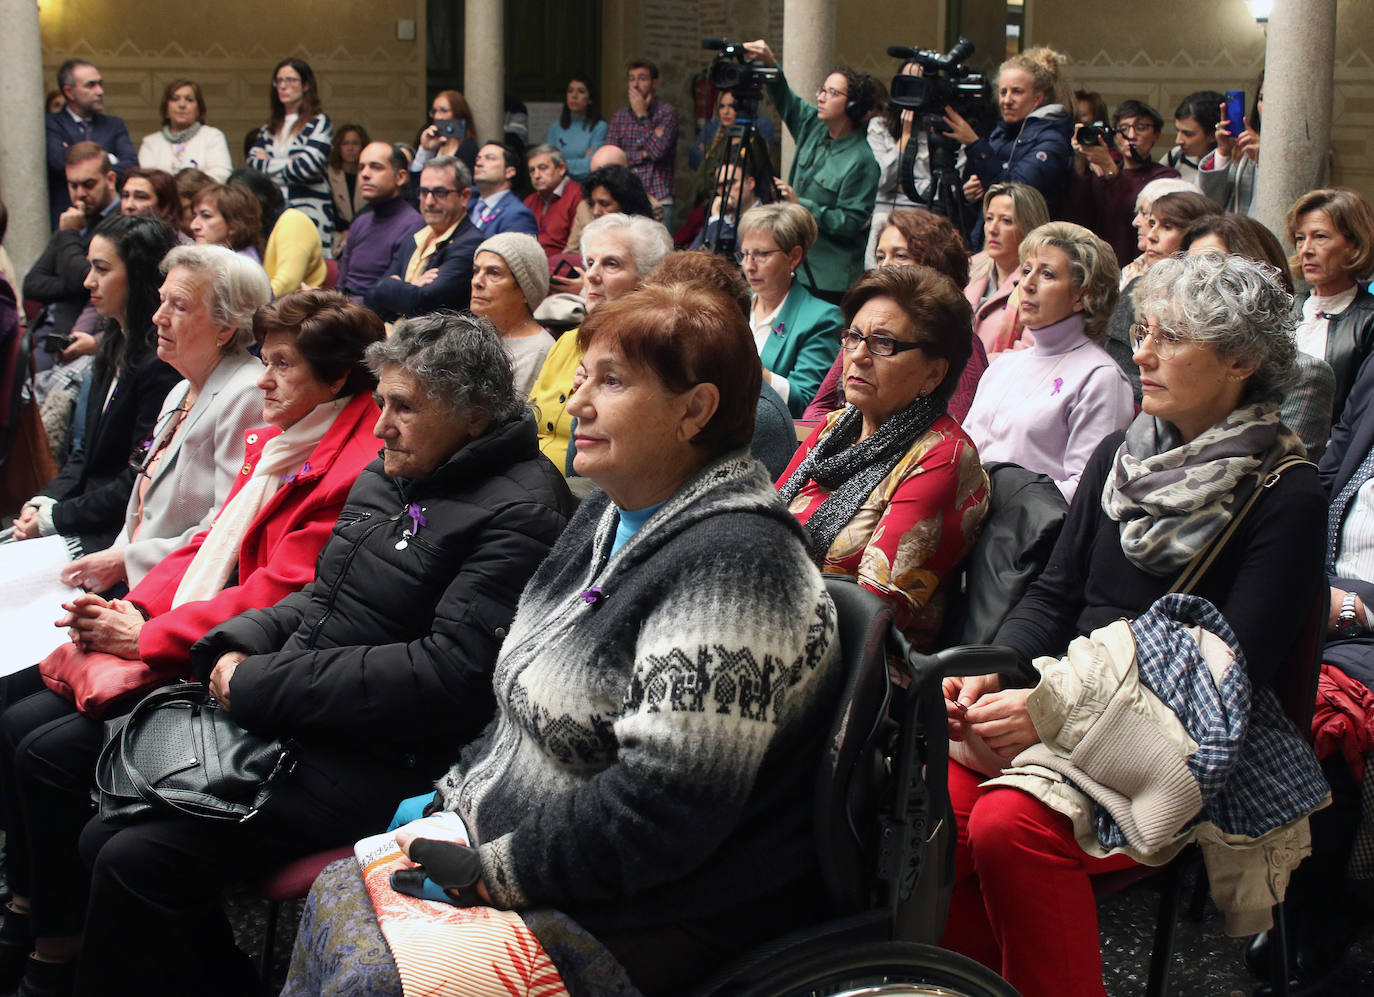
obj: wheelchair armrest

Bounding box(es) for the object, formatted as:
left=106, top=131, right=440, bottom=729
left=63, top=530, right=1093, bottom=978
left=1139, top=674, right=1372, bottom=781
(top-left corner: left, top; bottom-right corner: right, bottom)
left=898, top=638, right=1022, bottom=694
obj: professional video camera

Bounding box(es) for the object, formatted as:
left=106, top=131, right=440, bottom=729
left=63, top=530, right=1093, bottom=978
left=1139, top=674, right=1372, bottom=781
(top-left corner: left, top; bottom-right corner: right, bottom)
left=885, top=38, right=994, bottom=233
left=703, top=38, right=779, bottom=99
left=697, top=38, right=780, bottom=258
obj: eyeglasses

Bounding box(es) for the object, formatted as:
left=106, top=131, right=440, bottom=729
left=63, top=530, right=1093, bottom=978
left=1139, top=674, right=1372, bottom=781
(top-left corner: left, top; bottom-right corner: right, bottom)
left=273, top=76, right=302, bottom=86
left=815, top=85, right=849, bottom=101
left=1128, top=323, right=1190, bottom=359
left=417, top=187, right=457, bottom=200
left=840, top=329, right=928, bottom=357
left=735, top=249, right=783, bottom=264
left=129, top=405, right=190, bottom=477
left=1116, top=120, right=1156, bottom=135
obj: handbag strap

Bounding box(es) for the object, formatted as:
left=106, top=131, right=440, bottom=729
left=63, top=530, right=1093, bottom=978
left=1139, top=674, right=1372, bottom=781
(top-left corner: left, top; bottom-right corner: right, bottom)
left=1171, top=454, right=1312, bottom=595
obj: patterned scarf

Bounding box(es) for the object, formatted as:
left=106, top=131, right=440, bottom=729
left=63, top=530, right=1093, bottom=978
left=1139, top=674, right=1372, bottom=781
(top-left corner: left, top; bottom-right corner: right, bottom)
left=161, top=123, right=203, bottom=145
left=778, top=396, right=944, bottom=562
left=1102, top=402, right=1304, bottom=574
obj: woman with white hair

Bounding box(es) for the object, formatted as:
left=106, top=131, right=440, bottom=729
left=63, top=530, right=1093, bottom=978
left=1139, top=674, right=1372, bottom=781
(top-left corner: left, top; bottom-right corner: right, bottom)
left=469, top=232, right=554, bottom=397
left=962, top=222, right=1133, bottom=502
left=1118, top=176, right=1203, bottom=288
left=527, top=212, right=673, bottom=470
left=57, top=244, right=271, bottom=595
left=944, top=252, right=1327, bottom=997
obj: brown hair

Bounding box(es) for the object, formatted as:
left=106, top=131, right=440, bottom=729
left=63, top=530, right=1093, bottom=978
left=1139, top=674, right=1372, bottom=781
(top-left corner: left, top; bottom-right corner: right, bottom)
left=432, top=90, right=478, bottom=145
left=268, top=58, right=323, bottom=137
left=160, top=78, right=207, bottom=126
left=119, top=167, right=180, bottom=222
left=1149, top=190, right=1222, bottom=232
left=192, top=183, right=263, bottom=255
left=64, top=141, right=111, bottom=172
left=577, top=283, right=760, bottom=454
left=840, top=266, right=972, bottom=404
left=882, top=208, right=971, bottom=287
left=253, top=289, right=385, bottom=396
left=644, top=251, right=750, bottom=317
left=1284, top=187, right=1374, bottom=283
left=328, top=123, right=371, bottom=171
left=1182, top=213, right=1295, bottom=294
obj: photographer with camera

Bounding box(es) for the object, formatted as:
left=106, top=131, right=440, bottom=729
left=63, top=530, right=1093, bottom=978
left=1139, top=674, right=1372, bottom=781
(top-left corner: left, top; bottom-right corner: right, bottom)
left=742, top=39, right=880, bottom=305
left=940, top=47, right=1072, bottom=249
left=1067, top=100, right=1178, bottom=266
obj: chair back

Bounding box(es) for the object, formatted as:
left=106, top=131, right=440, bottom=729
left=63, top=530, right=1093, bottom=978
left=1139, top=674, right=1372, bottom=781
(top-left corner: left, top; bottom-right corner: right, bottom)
left=323, top=257, right=339, bottom=290
left=940, top=462, right=1068, bottom=646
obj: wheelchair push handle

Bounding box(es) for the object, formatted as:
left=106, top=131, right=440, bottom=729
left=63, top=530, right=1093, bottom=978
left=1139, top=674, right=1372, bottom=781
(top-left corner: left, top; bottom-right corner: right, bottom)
left=891, top=629, right=1023, bottom=692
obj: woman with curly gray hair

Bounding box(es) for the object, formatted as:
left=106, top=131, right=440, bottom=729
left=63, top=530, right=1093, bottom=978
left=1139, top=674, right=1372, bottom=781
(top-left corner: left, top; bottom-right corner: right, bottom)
left=941, top=252, right=1327, bottom=997
left=962, top=221, right=1134, bottom=501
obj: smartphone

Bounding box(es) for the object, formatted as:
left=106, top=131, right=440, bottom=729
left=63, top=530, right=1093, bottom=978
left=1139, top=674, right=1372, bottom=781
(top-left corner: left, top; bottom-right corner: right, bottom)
left=1224, top=90, right=1246, bottom=131
left=436, top=120, right=467, bottom=140
left=552, top=259, right=581, bottom=278
left=43, top=331, right=74, bottom=354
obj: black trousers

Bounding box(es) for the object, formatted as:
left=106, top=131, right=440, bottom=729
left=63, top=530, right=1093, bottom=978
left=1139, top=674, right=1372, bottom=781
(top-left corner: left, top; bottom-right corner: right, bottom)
left=0, top=669, right=102, bottom=938
left=75, top=750, right=432, bottom=997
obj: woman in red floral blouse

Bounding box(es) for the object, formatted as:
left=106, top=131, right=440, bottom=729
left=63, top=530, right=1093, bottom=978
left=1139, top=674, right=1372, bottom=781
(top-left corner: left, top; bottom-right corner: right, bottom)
left=777, top=265, right=990, bottom=648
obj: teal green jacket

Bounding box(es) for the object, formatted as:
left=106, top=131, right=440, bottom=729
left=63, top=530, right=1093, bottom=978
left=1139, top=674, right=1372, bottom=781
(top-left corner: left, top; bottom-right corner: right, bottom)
left=766, top=72, right=879, bottom=295
left=758, top=281, right=844, bottom=417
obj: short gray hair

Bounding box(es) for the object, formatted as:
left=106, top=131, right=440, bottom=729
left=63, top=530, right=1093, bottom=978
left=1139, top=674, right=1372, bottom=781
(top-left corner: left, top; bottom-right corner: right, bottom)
left=365, top=311, right=524, bottom=427
left=579, top=213, right=672, bottom=278
left=160, top=243, right=271, bottom=350
left=738, top=202, right=818, bottom=255
left=527, top=143, right=564, bottom=167
left=1133, top=252, right=1298, bottom=402
left=1134, top=176, right=1201, bottom=214
left=422, top=154, right=472, bottom=189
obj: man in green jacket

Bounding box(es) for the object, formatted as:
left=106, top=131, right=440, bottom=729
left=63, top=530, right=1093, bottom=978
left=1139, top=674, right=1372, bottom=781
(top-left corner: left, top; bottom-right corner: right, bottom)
left=745, top=39, right=880, bottom=303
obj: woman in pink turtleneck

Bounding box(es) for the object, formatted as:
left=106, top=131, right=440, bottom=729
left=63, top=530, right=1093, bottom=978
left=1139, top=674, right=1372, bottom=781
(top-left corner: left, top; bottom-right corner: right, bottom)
left=961, top=222, right=1134, bottom=501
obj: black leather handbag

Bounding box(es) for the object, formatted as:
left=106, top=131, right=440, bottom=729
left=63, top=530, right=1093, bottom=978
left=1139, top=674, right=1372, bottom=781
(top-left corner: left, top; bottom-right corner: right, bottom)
left=94, top=681, right=296, bottom=823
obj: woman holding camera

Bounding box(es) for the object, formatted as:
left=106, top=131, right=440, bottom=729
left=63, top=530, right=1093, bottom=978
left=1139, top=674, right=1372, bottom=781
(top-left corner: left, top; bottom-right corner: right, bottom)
left=941, top=47, right=1073, bottom=246
left=743, top=39, right=880, bottom=305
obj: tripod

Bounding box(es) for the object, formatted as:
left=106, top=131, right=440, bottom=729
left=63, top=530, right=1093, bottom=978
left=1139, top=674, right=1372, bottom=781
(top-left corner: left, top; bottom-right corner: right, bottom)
left=702, top=90, right=777, bottom=258
left=902, top=116, right=972, bottom=236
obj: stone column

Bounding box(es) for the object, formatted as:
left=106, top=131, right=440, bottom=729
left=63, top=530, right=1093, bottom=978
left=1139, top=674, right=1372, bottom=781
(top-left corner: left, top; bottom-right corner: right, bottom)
left=464, top=0, right=504, bottom=152
left=780, top=0, right=836, bottom=176
left=1252, top=0, right=1336, bottom=240
left=0, top=0, right=50, bottom=273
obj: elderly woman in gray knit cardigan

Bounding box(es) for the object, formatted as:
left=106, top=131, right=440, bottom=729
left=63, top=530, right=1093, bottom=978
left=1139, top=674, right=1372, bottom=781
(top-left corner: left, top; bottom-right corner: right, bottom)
left=283, top=281, right=842, bottom=996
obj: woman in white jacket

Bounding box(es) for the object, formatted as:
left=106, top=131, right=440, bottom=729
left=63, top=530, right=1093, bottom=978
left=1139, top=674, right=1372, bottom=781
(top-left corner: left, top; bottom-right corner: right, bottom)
left=138, top=79, right=232, bottom=182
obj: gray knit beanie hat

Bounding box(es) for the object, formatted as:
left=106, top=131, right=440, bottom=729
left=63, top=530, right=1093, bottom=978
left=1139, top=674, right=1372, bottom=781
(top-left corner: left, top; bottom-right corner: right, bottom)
left=474, top=232, right=549, bottom=313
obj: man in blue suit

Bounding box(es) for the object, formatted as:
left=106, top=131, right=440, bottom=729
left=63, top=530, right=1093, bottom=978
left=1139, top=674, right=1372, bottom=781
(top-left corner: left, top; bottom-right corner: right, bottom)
left=469, top=143, right=537, bottom=237
left=46, top=60, right=138, bottom=229
left=365, top=155, right=484, bottom=322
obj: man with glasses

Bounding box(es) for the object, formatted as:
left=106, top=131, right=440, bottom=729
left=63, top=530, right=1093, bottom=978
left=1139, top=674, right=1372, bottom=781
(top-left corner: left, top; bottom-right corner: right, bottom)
left=605, top=60, right=680, bottom=231
left=365, top=156, right=483, bottom=322
left=1067, top=99, right=1179, bottom=266
left=45, top=59, right=138, bottom=229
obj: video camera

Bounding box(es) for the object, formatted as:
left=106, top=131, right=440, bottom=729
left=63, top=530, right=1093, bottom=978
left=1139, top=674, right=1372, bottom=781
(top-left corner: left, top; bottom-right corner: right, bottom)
left=702, top=38, right=779, bottom=100
left=886, top=38, right=992, bottom=121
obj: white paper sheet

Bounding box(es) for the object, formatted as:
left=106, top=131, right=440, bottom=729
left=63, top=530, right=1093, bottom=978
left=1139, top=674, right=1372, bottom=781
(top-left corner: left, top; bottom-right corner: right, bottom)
left=0, top=536, right=82, bottom=673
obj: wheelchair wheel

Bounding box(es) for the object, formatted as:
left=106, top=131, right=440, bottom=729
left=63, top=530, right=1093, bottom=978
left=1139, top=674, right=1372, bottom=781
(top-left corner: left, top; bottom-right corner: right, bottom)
left=731, top=940, right=1020, bottom=997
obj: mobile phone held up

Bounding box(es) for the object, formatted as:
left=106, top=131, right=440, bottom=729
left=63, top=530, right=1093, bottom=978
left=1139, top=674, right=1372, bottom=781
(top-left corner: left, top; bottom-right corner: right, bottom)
left=436, top=120, right=467, bottom=140
left=1224, top=90, right=1246, bottom=132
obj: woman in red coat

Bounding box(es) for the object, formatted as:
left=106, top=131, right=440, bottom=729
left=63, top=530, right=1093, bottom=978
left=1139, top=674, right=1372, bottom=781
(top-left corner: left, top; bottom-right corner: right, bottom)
left=0, top=289, right=382, bottom=996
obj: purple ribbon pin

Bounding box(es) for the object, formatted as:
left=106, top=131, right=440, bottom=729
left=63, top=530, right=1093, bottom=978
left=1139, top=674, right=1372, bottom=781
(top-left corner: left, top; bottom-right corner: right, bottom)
left=1051, top=377, right=1063, bottom=396
left=579, top=587, right=604, bottom=605
left=284, top=461, right=312, bottom=485
left=407, top=503, right=428, bottom=535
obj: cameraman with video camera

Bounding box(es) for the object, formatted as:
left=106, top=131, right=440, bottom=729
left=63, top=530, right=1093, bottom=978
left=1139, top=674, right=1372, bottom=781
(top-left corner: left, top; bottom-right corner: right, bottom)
left=742, top=39, right=880, bottom=305
left=1066, top=99, right=1178, bottom=266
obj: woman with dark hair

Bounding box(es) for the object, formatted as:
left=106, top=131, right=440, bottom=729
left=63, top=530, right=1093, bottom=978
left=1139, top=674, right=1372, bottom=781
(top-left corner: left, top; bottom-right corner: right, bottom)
left=118, top=168, right=180, bottom=226
left=10, top=214, right=181, bottom=552
left=865, top=62, right=925, bottom=268
left=780, top=265, right=989, bottom=648
left=0, top=289, right=388, bottom=997
left=190, top=183, right=264, bottom=260
left=137, top=78, right=232, bottom=182
left=546, top=73, right=606, bottom=182
left=327, top=123, right=370, bottom=245
left=281, top=282, right=839, bottom=997
left=246, top=58, right=335, bottom=253
left=1073, top=90, right=1109, bottom=127
left=582, top=163, right=655, bottom=220
left=742, top=39, right=880, bottom=303
left=230, top=168, right=327, bottom=297
left=173, top=168, right=213, bottom=237
left=806, top=207, right=988, bottom=423
left=76, top=309, right=571, bottom=997
left=414, top=89, right=479, bottom=177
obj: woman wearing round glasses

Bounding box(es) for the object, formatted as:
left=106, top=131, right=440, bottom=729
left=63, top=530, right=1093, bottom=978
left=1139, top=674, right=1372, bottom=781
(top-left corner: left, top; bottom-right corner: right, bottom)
left=737, top=203, right=843, bottom=417
left=778, top=265, right=989, bottom=649
left=962, top=221, right=1133, bottom=502
left=246, top=59, right=335, bottom=254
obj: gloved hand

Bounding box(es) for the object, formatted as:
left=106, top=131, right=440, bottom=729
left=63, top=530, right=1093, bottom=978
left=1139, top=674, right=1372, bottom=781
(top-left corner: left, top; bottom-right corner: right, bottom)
left=387, top=792, right=438, bottom=831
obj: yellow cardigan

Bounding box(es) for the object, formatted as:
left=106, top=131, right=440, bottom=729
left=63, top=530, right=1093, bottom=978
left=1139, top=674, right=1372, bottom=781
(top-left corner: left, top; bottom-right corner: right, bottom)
left=264, top=208, right=327, bottom=298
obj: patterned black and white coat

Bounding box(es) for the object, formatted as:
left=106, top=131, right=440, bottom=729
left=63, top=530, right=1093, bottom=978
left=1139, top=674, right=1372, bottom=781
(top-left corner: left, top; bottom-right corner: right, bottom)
left=436, top=452, right=841, bottom=937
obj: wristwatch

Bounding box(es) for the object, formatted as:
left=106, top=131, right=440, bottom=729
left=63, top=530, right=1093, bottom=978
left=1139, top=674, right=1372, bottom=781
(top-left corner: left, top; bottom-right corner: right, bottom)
left=1337, top=591, right=1365, bottom=639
